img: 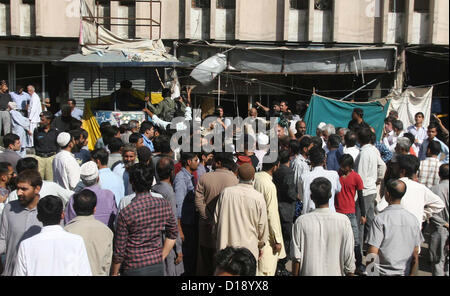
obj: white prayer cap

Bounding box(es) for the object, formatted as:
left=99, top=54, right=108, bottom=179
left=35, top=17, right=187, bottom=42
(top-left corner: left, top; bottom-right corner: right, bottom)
left=257, top=133, right=269, bottom=146
left=317, top=122, right=326, bottom=130
left=57, top=132, right=72, bottom=147
left=8, top=101, right=18, bottom=110
left=80, top=161, right=99, bottom=182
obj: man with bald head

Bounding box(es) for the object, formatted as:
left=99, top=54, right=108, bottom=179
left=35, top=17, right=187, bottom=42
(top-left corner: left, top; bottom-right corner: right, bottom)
left=152, top=157, right=184, bottom=276
left=367, top=179, right=422, bottom=276
left=213, top=163, right=269, bottom=263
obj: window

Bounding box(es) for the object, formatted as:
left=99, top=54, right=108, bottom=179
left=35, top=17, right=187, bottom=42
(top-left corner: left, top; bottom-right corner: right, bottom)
left=192, top=0, right=210, bottom=8
left=414, top=0, right=430, bottom=12
left=217, top=0, right=235, bottom=9
left=290, top=0, right=309, bottom=10
left=314, top=0, right=332, bottom=10
left=389, top=0, right=406, bottom=13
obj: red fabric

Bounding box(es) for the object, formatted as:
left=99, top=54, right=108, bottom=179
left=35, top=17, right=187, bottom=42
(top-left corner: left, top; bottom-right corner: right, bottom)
left=409, top=146, right=416, bottom=156
left=335, top=170, right=364, bottom=214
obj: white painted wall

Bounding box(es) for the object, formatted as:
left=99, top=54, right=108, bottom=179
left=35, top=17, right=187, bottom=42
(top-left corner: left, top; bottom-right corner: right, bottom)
left=313, top=9, right=332, bottom=42
left=387, top=12, right=405, bottom=44
left=411, top=12, right=430, bottom=44
left=288, top=9, right=308, bottom=42
left=215, top=8, right=235, bottom=40
left=0, top=2, right=8, bottom=36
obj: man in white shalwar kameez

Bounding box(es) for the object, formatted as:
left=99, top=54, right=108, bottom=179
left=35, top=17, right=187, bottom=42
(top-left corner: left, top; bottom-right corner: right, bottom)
left=8, top=102, right=31, bottom=156
left=27, top=85, right=42, bottom=147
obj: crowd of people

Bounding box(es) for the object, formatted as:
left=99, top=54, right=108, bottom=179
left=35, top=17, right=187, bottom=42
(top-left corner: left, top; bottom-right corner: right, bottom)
left=0, top=79, right=449, bottom=276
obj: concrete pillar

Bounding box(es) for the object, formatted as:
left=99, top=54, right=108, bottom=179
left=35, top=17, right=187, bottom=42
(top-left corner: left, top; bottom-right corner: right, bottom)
left=10, top=0, right=20, bottom=36
left=210, top=0, right=216, bottom=40
left=405, top=0, right=414, bottom=44
left=235, top=0, right=241, bottom=40
left=307, top=0, right=314, bottom=42
left=381, top=0, right=389, bottom=43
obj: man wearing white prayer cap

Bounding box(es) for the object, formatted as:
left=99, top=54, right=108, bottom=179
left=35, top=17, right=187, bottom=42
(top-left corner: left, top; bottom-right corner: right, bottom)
left=64, top=161, right=118, bottom=229
left=52, top=132, right=80, bottom=190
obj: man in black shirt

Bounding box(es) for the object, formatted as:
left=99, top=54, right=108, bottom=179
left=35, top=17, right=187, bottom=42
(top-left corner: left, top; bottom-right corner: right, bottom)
left=348, top=108, right=371, bottom=132
left=33, top=111, right=59, bottom=181
left=0, top=80, right=12, bottom=135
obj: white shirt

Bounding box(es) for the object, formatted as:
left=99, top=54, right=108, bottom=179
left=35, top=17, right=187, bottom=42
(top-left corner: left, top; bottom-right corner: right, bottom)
left=300, top=166, right=341, bottom=215
left=383, top=131, right=404, bottom=152
left=376, top=177, right=445, bottom=227
left=52, top=150, right=81, bottom=191
left=10, top=91, right=30, bottom=110
left=27, top=92, right=42, bottom=124
left=290, top=208, right=355, bottom=276
left=14, top=225, right=91, bottom=276
left=343, top=146, right=360, bottom=162
left=407, top=125, right=428, bottom=156
left=355, top=144, right=386, bottom=196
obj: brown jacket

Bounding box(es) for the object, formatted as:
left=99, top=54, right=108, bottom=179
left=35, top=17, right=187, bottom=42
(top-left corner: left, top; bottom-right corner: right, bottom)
left=195, top=168, right=238, bottom=248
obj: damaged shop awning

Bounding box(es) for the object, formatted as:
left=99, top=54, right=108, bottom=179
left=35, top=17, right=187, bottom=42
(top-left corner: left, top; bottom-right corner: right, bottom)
left=177, top=42, right=397, bottom=75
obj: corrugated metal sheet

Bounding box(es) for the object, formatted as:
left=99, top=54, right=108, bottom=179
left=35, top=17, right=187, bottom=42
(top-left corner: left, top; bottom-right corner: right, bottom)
left=69, top=66, right=162, bottom=110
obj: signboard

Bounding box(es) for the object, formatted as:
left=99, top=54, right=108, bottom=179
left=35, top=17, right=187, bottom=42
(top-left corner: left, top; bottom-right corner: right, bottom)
left=94, top=111, right=146, bottom=127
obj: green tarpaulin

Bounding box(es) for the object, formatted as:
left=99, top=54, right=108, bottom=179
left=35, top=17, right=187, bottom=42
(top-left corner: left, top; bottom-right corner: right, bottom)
left=304, top=94, right=391, bottom=141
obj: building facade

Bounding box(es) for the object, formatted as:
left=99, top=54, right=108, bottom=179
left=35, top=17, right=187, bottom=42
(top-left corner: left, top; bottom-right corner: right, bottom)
left=0, top=0, right=448, bottom=115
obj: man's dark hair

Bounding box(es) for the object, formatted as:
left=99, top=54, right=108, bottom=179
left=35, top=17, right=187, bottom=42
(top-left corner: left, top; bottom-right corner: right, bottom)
left=157, top=157, right=175, bottom=181
left=309, top=147, right=326, bottom=167
left=385, top=179, right=407, bottom=200
left=353, top=108, right=364, bottom=118
left=37, top=195, right=63, bottom=226
left=397, top=154, right=420, bottom=178
left=2, top=133, right=19, bottom=148
left=311, top=136, right=323, bottom=148
left=214, top=152, right=235, bottom=171
left=344, top=131, right=357, bottom=148
left=139, top=121, right=154, bottom=134
left=299, top=136, right=312, bottom=153
left=392, top=119, right=403, bottom=131
left=119, top=123, right=129, bottom=134
left=73, top=189, right=97, bottom=216
left=120, top=80, right=132, bottom=89
left=289, top=139, right=300, bottom=156
left=69, top=129, right=83, bottom=142
left=357, top=128, right=372, bottom=145
left=328, top=134, right=341, bottom=149
left=162, top=88, right=171, bottom=98
left=153, top=136, right=171, bottom=154
left=40, top=110, right=54, bottom=121
left=279, top=149, right=290, bottom=164
left=272, top=100, right=280, bottom=107
left=16, top=157, right=39, bottom=174
left=0, top=162, right=11, bottom=177
left=310, top=177, right=332, bottom=206
left=428, top=122, right=438, bottom=131
left=428, top=140, right=442, bottom=156
left=338, top=154, right=354, bottom=169
left=91, top=148, right=109, bottom=166
left=403, top=133, right=415, bottom=148
left=16, top=169, right=42, bottom=188
left=129, top=163, right=154, bottom=193
left=439, top=164, right=449, bottom=180
left=384, top=116, right=395, bottom=124
left=180, top=152, right=197, bottom=167
left=67, top=98, right=76, bottom=106
left=137, top=146, right=152, bottom=165
left=415, top=112, right=424, bottom=118
left=215, top=246, right=256, bottom=276
left=99, top=122, right=112, bottom=135
left=109, top=137, right=124, bottom=154
left=129, top=132, right=143, bottom=144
